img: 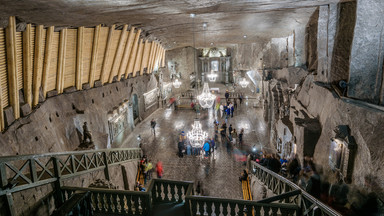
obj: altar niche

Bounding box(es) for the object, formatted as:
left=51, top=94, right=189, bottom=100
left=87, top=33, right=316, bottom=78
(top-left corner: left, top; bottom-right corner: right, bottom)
left=199, top=47, right=232, bottom=85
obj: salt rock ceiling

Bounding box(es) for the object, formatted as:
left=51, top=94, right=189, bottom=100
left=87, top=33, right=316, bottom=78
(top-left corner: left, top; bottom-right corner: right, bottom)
left=1, top=0, right=353, bottom=49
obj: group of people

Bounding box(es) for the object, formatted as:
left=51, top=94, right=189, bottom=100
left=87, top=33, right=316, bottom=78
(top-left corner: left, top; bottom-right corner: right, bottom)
left=177, top=131, right=216, bottom=158
left=215, top=120, right=244, bottom=149
left=254, top=154, right=380, bottom=215
left=138, top=155, right=163, bottom=186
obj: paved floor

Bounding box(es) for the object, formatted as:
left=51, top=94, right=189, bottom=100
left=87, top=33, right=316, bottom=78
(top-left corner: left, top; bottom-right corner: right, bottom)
left=113, top=89, right=269, bottom=200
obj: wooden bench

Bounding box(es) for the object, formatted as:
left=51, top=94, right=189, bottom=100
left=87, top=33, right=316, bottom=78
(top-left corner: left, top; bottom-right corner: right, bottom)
left=175, top=104, right=193, bottom=110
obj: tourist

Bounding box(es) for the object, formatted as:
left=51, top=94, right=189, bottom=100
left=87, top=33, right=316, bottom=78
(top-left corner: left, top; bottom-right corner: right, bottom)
left=150, top=119, right=156, bottom=136
left=233, top=98, right=237, bottom=109
left=287, top=155, right=300, bottom=183
left=225, top=90, right=229, bottom=101
left=140, top=156, right=147, bottom=172
left=135, top=181, right=146, bottom=191
left=239, top=94, right=243, bottom=106
left=178, top=140, right=184, bottom=158
left=231, top=128, right=238, bottom=145
left=195, top=102, right=201, bottom=114
left=179, top=131, right=187, bottom=143
left=239, top=169, right=248, bottom=181
left=228, top=124, right=233, bottom=141
left=219, top=103, right=224, bottom=118
left=210, top=137, right=215, bottom=152
left=225, top=107, right=230, bottom=123
left=144, top=160, right=153, bottom=184
left=239, top=128, right=244, bottom=145
left=156, top=161, right=163, bottom=178
left=231, top=103, right=234, bottom=117
left=203, top=140, right=210, bottom=156
left=186, top=143, right=192, bottom=155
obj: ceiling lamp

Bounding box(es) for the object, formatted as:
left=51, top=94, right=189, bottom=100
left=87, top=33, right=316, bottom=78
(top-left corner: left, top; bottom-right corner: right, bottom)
left=239, top=77, right=249, bottom=88
left=187, top=119, right=208, bottom=148
left=197, top=83, right=216, bottom=108
left=173, top=78, right=182, bottom=88
left=207, top=70, right=218, bottom=82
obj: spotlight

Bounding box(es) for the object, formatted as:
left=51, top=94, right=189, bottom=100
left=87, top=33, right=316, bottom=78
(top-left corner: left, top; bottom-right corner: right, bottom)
left=190, top=13, right=196, bottom=18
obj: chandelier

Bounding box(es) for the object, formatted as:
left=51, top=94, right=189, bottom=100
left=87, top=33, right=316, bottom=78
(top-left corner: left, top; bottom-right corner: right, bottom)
left=207, top=70, right=218, bottom=82
left=187, top=119, right=208, bottom=148
left=173, top=78, right=181, bottom=88
left=239, top=77, right=249, bottom=88
left=197, top=83, right=216, bottom=108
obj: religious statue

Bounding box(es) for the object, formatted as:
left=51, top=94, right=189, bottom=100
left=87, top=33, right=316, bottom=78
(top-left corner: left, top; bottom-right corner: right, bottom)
left=83, top=122, right=93, bottom=144
left=75, top=122, right=95, bottom=150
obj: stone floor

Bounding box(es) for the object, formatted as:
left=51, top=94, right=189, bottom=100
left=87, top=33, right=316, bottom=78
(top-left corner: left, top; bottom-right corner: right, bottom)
left=113, top=92, right=269, bottom=200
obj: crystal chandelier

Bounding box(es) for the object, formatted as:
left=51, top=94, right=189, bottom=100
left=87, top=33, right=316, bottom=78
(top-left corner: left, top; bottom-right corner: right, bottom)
left=197, top=83, right=216, bottom=108
left=239, top=77, right=249, bottom=88
left=207, top=70, right=218, bottom=82
left=187, top=119, right=208, bottom=148
left=173, top=78, right=181, bottom=88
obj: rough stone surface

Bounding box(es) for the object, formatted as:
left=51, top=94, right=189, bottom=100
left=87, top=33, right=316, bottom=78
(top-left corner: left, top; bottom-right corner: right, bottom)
left=165, top=47, right=197, bottom=94
left=94, top=80, right=102, bottom=87
left=293, top=73, right=384, bottom=191
left=63, top=86, right=77, bottom=94
left=82, top=83, right=91, bottom=90
left=327, top=4, right=339, bottom=81
left=0, top=75, right=159, bottom=156
left=46, top=90, right=58, bottom=98
left=316, top=5, right=329, bottom=82
left=3, top=106, right=15, bottom=127
left=0, top=1, right=341, bottom=48
left=348, top=0, right=384, bottom=103
left=294, top=26, right=306, bottom=67
left=306, top=8, right=319, bottom=72
left=329, top=1, right=356, bottom=84
left=20, top=103, right=31, bottom=117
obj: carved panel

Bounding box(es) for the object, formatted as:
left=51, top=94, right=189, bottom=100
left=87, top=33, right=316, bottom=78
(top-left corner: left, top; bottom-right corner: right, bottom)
left=144, top=87, right=158, bottom=111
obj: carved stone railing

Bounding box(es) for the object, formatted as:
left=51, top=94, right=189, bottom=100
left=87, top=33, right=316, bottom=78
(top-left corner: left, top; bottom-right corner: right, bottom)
left=250, top=161, right=342, bottom=216
left=61, top=179, right=193, bottom=216
left=0, top=148, right=141, bottom=215
left=62, top=186, right=150, bottom=215
left=185, top=195, right=299, bottom=216
left=151, top=178, right=194, bottom=204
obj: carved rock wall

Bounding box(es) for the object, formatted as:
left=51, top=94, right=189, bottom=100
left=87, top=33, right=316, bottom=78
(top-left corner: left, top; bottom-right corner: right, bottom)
left=292, top=74, right=384, bottom=191
left=0, top=75, right=158, bottom=156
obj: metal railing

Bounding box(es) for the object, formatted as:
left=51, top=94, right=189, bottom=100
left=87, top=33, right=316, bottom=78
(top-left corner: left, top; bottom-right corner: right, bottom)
left=0, top=148, right=141, bottom=215
left=250, top=161, right=342, bottom=216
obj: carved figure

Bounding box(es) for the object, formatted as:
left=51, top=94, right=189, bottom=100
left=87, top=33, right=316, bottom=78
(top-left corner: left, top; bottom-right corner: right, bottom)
left=83, top=122, right=93, bottom=144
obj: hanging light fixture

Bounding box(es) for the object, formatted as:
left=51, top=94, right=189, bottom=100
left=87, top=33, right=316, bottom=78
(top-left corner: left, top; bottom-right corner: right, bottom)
left=239, top=77, right=249, bottom=88
left=197, top=83, right=216, bottom=108
left=207, top=70, right=218, bottom=82
left=173, top=78, right=181, bottom=88
left=187, top=118, right=208, bottom=148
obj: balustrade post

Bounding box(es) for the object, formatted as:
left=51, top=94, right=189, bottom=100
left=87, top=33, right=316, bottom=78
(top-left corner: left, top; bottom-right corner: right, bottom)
left=0, top=162, right=8, bottom=188
left=5, top=193, right=16, bottom=216
left=103, top=152, right=110, bottom=180
left=53, top=157, right=64, bottom=208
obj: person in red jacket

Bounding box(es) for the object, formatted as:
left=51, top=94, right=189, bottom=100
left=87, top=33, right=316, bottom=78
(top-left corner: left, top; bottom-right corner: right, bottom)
left=156, top=161, right=163, bottom=179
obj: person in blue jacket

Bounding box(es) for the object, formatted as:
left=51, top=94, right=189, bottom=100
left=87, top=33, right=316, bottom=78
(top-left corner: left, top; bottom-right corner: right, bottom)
left=203, top=141, right=210, bottom=156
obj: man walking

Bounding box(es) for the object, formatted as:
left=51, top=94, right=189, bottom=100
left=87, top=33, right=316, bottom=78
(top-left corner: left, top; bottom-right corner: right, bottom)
left=150, top=119, right=157, bottom=136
